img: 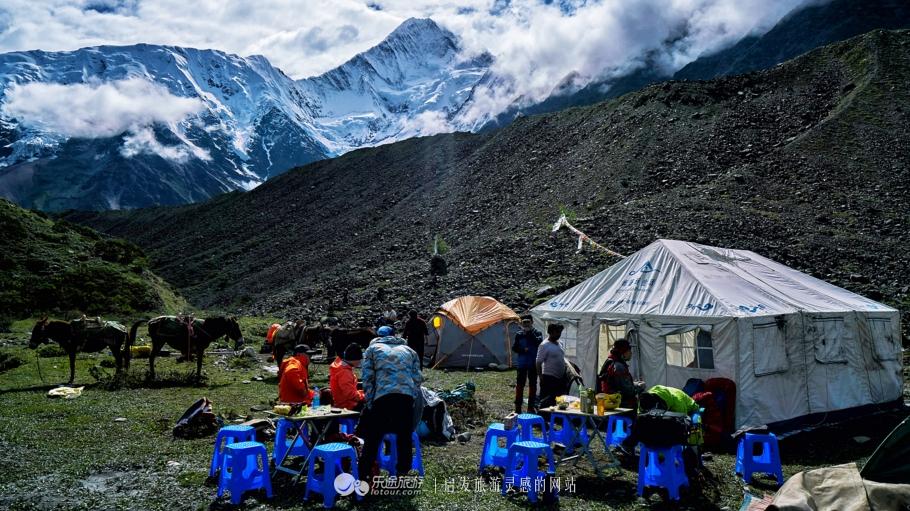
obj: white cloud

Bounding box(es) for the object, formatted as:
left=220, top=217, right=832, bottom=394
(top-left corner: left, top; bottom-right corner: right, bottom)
left=2, top=78, right=202, bottom=138
left=121, top=126, right=210, bottom=163
left=0, top=0, right=816, bottom=125
left=399, top=110, right=452, bottom=137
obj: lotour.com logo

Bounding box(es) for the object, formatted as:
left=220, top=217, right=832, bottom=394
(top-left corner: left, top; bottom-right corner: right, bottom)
left=334, top=473, right=370, bottom=497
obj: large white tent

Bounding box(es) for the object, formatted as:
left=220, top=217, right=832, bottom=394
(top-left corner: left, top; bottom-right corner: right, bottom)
left=532, top=239, right=903, bottom=429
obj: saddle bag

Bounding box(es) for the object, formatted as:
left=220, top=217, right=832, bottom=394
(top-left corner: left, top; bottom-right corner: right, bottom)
left=635, top=409, right=692, bottom=447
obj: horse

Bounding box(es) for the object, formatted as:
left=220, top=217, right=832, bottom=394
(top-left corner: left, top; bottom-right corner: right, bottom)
left=326, top=327, right=376, bottom=357
left=271, top=323, right=376, bottom=373
left=29, top=316, right=136, bottom=384
left=130, top=315, right=244, bottom=379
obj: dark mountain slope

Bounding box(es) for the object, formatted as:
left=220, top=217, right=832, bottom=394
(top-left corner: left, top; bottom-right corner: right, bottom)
left=675, top=0, right=910, bottom=80
left=489, top=0, right=910, bottom=128
left=68, top=31, right=910, bottom=334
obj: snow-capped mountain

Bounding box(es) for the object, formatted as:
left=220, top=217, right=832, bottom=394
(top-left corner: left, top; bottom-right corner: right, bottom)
left=0, top=44, right=332, bottom=210
left=0, top=18, right=491, bottom=211
left=300, top=18, right=491, bottom=150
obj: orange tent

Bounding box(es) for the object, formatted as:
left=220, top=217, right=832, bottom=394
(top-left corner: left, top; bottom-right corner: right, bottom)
left=438, top=296, right=521, bottom=335
left=430, top=296, right=521, bottom=369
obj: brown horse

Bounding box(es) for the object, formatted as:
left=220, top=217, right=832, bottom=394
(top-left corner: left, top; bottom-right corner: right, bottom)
left=326, top=327, right=376, bottom=357
left=271, top=323, right=375, bottom=374
left=30, top=316, right=136, bottom=384
left=130, top=315, right=244, bottom=379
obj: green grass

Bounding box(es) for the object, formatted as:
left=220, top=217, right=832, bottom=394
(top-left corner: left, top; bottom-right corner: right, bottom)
left=0, top=199, right=187, bottom=319
left=0, top=319, right=906, bottom=510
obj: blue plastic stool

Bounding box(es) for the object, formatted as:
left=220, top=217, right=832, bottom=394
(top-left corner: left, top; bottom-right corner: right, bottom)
left=338, top=418, right=357, bottom=435
left=377, top=431, right=424, bottom=476
left=549, top=414, right=588, bottom=455
left=304, top=442, right=361, bottom=508
left=501, top=441, right=556, bottom=503
left=216, top=441, right=273, bottom=505
left=274, top=418, right=311, bottom=466
left=479, top=423, right=518, bottom=473
left=209, top=425, right=256, bottom=477
left=637, top=444, right=689, bottom=501
left=516, top=413, right=547, bottom=442
left=736, top=433, right=783, bottom=485
left=604, top=415, right=632, bottom=448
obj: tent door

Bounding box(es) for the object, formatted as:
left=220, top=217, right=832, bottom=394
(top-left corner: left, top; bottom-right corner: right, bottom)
left=597, top=320, right=638, bottom=379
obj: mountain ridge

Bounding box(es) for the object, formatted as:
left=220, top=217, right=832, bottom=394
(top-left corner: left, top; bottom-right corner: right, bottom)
left=66, top=30, right=910, bottom=339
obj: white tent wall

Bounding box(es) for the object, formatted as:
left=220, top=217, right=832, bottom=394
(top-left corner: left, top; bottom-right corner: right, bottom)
left=538, top=309, right=904, bottom=429
left=736, top=313, right=811, bottom=428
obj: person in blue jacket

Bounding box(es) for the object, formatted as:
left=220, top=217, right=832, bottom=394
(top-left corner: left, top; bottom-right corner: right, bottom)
left=512, top=315, right=543, bottom=413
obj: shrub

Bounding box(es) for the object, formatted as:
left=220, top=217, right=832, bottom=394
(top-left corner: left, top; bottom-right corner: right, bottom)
left=0, top=351, right=24, bottom=372
left=37, top=344, right=66, bottom=358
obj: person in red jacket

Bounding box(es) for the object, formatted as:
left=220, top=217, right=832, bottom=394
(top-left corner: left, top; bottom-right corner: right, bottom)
left=278, top=344, right=315, bottom=404
left=330, top=343, right=366, bottom=411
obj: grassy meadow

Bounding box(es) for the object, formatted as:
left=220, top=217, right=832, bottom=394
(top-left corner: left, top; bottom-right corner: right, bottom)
left=0, top=317, right=906, bottom=511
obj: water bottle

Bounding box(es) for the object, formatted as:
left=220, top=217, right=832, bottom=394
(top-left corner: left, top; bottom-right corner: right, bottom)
left=312, top=387, right=320, bottom=407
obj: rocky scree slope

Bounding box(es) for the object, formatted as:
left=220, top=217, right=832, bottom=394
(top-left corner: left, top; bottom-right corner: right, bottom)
left=68, top=30, right=910, bottom=340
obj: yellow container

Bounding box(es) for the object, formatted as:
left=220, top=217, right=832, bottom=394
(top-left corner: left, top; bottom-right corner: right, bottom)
left=595, top=393, right=607, bottom=415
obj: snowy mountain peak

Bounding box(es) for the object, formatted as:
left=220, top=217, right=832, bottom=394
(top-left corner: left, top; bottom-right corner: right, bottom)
left=0, top=18, right=491, bottom=210
left=299, top=17, right=491, bottom=151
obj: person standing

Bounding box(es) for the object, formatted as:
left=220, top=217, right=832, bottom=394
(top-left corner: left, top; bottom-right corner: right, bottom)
left=359, top=325, right=423, bottom=479
left=278, top=344, right=315, bottom=404
left=536, top=324, right=566, bottom=409
left=329, top=343, right=366, bottom=411
left=403, top=310, right=429, bottom=369
left=512, top=315, right=543, bottom=413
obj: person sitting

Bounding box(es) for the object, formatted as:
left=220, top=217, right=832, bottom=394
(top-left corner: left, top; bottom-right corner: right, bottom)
left=597, top=339, right=644, bottom=408
left=330, top=343, right=366, bottom=411
left=278, top=344, right=315, bottom=404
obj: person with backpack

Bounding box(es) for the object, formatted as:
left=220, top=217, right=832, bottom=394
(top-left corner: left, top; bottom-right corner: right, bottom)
left=536, top=324, right=566, bottom=409
left=512, top=315, right=543, bottom=413
left=597, top=339, right=643, bottom=408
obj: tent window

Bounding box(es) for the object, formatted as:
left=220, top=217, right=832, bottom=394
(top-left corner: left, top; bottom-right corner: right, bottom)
left=752, top=322, right=789, bottom=376
left=597, top=323, right=627, bottom=371
left=665, top=328, right=714, bottom=369
left=870, top=318, right=899, bottom=362
left=812, top=317, right=848, bottom=364
left=546, top=321, right=577, bottom=357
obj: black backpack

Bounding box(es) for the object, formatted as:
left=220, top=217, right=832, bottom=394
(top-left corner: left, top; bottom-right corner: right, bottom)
left=635, top=409, right=692, bottom=447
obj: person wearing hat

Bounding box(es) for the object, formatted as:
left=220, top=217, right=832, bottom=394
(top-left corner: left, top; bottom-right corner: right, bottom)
left=597, top=338, right=643, bottom=409
left=330, top=343, right=366, bottom=411
left=512, top=314, right=543, bottom=413
left=536, top=323, right=566, bottom=409
left=278, top=344, right=315, bottom=404
left=359, top=324, right=423, bottom=479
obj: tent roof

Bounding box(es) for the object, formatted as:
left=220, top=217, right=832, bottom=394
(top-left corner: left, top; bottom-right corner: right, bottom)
left=437, top=295, right=521, bottom=335
left=534, top=239, right=895, bottom=318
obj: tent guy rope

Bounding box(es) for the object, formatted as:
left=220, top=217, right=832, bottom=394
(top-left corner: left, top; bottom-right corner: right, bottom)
left=551, top=215, right=625, bottom=257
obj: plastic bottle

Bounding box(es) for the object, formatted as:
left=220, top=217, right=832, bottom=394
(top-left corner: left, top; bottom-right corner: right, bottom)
left=312, top=387, right=320, bottom=407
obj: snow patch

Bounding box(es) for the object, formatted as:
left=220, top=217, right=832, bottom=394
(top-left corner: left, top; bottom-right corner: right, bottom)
left=120, top=127, right=210, bottom=163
